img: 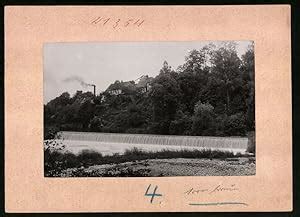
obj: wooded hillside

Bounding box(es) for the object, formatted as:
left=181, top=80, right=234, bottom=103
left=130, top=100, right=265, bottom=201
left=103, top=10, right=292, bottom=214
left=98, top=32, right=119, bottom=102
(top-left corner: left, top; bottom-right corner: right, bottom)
left=44, top=42, right=255, bottom=139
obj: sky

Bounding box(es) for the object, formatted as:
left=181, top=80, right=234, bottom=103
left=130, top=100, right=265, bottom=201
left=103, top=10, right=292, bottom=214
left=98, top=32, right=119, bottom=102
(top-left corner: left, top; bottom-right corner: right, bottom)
left=44, top=41, right=252, bottom=103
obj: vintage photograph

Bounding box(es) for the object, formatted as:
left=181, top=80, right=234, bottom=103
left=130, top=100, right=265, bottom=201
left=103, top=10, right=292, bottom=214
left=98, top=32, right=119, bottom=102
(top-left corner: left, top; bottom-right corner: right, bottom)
left=44, top=41, right=255, bottom=177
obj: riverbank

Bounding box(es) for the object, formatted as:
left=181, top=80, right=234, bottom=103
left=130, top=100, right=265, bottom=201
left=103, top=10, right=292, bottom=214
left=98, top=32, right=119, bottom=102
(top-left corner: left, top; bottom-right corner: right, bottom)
left=58, top=157, right=255, bottom=177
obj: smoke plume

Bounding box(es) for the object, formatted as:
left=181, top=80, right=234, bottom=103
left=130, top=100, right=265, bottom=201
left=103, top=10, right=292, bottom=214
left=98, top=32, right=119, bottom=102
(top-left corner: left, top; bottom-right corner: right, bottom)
left=63, top=76, right=94, bottom=88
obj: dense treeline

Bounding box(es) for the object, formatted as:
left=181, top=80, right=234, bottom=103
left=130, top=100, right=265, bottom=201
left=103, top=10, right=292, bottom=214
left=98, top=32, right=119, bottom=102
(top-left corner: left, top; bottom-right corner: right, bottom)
left=44, top=42, right=254, bottom=139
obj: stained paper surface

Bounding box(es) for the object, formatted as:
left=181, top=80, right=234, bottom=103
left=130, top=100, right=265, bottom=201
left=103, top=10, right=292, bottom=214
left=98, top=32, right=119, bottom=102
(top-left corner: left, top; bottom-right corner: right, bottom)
left=5, top=5, right=292, bottom=212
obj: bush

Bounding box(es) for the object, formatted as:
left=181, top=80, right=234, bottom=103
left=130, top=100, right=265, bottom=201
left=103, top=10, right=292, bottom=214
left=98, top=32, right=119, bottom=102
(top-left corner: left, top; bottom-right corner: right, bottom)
left=44, top=125, right=60, bottom=140
left=44, top=149, right=77, bottom=177
left=224, top=112, right=247, bottom=136
left=44, top=134, right=77, bottom=176
left=77, top=150, right=103, bottom=167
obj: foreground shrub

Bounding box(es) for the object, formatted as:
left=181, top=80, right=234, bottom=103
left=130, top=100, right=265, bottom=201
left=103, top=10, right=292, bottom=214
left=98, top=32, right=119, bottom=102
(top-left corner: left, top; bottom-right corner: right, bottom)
left=44, top=150, right=77, bottom=177
left=44, top=125, right=60, bottom=140
left=122, top=148, right=235, bottom=160
left=77, top=150, right=103, bottom=167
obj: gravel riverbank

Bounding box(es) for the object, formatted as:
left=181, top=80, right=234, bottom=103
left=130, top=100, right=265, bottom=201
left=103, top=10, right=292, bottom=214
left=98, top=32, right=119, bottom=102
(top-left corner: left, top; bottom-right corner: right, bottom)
left=60, top=157, right=255, bottom=177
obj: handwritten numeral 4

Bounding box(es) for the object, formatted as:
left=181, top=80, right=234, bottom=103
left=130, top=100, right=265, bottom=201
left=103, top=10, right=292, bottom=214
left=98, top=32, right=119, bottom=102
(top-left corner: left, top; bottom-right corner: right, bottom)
left=145, top=184, right=162, bottom=203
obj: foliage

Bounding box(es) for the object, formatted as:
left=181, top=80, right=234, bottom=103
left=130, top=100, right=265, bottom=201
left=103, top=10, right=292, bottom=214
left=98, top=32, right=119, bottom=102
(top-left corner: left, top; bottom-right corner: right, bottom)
left=224, top=112, right=247, bottom=136
left=77, top=150, right=103, bottom=167
left=191, top=101, right=215, bottom=136
left=44, top=42, right=255, bottom=138
left=44, top=136, right=71, bottom=176
left=169, top=110, right=192, bottom=135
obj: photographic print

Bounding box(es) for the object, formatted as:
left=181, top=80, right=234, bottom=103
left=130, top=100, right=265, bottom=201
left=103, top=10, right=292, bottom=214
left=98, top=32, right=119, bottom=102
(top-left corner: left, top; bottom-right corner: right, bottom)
left=6, top=5, right=292, bottom=212
left=44, top=41, right=255, bottom=177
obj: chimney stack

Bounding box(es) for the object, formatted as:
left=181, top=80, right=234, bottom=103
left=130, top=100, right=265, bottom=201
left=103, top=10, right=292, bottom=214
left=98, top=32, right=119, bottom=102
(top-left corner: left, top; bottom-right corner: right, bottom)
left=92, top=85, right=96, bottom=96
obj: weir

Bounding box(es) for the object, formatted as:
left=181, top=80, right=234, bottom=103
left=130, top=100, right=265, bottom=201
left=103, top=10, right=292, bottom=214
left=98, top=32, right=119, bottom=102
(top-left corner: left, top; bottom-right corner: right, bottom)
left=59, top=131, right=248, bottom=151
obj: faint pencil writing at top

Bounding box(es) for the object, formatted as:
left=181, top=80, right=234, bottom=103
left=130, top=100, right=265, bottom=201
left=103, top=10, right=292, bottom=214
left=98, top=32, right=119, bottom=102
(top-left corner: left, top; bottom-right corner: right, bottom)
left=91, top=17, right=145, bottom=29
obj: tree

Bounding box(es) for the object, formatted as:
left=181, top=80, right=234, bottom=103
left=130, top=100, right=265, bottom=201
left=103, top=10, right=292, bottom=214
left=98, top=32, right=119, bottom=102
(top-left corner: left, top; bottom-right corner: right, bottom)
left=44, top=43, right=254, bottom=137
left=77, top=100, right=95, bottom=130
left=169, top=110, right=192, bottom=135
left=210, top=42, right=242, bottom=115
left=148, top=61, right=181, bottom=134
left=241, top=43, right=255, bottom=131
left=224, top=112, right=247, bottom=136
left=177, top=48, right=210, bottom=113
left=89, top=116, right=103, bottom=132
left=191, top=101, right=215, bottom=136
left=160, top=61, right=172, bottom=74
left=179, top=49, right=206, bottom=72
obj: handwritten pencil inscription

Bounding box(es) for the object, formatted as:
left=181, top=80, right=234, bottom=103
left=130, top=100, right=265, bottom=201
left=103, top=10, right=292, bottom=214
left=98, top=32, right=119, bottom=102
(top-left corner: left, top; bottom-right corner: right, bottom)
left=184, top=184, right=239, bottom=195
left=91, top=17, right=145, bottom=29
left=184, top=184, right=247, bottom=207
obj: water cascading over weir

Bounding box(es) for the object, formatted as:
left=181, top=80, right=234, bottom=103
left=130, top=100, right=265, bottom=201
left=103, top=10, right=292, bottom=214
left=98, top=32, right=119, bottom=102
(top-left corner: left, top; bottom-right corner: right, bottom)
left=59, top=131, right=249, bottom=153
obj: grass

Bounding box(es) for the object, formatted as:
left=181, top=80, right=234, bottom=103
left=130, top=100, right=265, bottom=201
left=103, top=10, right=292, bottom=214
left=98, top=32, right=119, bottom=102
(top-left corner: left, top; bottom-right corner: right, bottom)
left=44, top=146, right=245, bottom=176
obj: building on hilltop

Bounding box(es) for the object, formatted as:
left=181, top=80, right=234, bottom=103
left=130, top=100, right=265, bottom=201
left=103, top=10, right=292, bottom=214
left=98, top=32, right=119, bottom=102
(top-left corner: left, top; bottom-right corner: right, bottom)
left=105, top=75, right=154, bottom=96
left=136, top=75, right=153, bottom=93
left=106, top=80, right=136, bottom=95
